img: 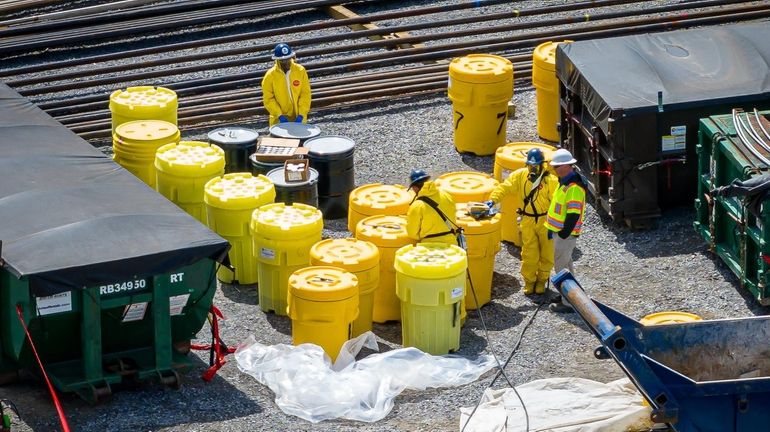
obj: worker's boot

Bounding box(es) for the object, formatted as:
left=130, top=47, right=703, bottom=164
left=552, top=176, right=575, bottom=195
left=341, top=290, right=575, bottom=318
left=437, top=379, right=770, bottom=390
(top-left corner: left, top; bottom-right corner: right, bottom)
left=534, top=279, right=547, bottom=294
left=523, top=281, right=535, bottom=295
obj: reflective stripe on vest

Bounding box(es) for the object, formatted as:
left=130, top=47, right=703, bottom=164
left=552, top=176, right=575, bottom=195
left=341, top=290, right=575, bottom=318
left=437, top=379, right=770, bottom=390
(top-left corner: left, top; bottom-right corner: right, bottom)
left=545, top=183, right=585, bottom=235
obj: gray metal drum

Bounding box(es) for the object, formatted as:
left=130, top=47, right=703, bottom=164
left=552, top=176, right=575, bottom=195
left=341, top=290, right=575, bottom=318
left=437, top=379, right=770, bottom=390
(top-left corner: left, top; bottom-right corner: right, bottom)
left=208, top=127, right=259, bottom=173
left=265, top=167, right=319, bottom=208
left=303, top=135, right=355, bottom=219
left=249, top=153, right=284, bottom=176
left=268, top=122, right=321, bottom=145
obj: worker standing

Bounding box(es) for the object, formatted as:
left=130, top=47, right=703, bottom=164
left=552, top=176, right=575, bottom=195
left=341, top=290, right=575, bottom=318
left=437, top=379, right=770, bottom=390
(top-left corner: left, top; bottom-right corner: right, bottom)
left=406, top=169, right=458, bottom=245
left=486, top=148, right=557, bottom=295
left=544, top=149, right=586, bottom=313
left=261, top=43, right=312, bottom=126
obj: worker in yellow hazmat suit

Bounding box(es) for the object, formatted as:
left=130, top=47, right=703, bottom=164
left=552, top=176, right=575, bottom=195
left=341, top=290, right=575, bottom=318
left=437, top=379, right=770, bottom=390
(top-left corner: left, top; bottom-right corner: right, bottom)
left=261, top=43, right=312, bottom=126
left=487, top=148, right=557, bottom=294
left=406, top=169, right=458, bottom=245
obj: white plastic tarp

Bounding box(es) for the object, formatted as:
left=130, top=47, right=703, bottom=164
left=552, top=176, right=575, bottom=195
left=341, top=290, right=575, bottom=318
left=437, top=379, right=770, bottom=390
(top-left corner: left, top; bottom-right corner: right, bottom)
left=459, top=377, right=653, bottom=432
left=235, top=331, right=496, bottom=423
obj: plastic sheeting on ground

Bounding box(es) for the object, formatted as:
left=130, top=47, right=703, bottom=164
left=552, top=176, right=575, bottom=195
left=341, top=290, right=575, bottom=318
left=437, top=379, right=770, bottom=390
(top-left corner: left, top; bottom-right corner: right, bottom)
left=235, top=331, right=496, bottom=423
left=459, top=377, right=654, bottom=432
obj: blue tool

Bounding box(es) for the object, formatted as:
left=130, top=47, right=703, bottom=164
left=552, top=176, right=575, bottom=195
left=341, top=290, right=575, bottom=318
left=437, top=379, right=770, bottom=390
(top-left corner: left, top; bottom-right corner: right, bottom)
left=551, top=270, right=770, bottom=432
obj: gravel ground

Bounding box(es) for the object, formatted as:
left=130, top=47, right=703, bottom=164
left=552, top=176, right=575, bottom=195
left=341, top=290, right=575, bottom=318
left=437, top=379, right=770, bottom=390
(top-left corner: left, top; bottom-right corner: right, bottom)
left=2, top=1, right=769, bottom=431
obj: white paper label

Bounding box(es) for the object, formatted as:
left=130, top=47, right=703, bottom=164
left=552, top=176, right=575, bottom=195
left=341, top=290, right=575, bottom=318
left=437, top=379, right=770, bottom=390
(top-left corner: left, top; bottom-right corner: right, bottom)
left=36, top=291, right=72, bottom=316
left=661, top=135, right=684, bottom=152
left=122, top=302, right=148, bottom=322
left=451, top=287, right=464, bottom=299
left=169, top=294, right=190, bottom=316
left=261, top=247, right=276, bottom=260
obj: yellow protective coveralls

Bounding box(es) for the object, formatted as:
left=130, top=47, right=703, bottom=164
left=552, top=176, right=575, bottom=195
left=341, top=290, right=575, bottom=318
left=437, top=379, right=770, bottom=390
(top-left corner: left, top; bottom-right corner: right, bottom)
left=490, top=168, right=558, bottom=294
left=406, top=180, right=457, bottom=245
left=261, top=60, right=312, bottom=126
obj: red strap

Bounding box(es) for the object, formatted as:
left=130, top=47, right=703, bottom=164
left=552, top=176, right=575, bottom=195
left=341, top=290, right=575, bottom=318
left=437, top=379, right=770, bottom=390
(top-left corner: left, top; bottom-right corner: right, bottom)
left=190, top=305, right=235, bottom=382
left=15, top=305, right=71, bottom=432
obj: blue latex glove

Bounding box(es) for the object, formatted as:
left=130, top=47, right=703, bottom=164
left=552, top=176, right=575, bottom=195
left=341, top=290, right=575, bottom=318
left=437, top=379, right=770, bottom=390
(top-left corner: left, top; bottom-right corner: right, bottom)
left=484, top=200, right=495, bottom=208
left=278, top=115, right=289, bottom=123
left=295, top=114, right=304, bottom=123
left=547, top=230, right=553, bottom=240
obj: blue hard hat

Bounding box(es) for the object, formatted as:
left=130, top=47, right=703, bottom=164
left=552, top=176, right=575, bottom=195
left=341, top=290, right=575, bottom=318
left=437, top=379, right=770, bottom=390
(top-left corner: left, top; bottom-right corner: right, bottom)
left=525, top=148, right=545, bottom=166
left=409, top=169, right=430, bottom=187
left=272, top=43, right=295, bottom=60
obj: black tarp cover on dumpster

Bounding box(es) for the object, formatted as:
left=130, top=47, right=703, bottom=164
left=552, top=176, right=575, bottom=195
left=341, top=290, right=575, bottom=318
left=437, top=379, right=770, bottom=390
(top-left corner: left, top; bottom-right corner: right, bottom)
left=0, top=83, right=230, bottom=296
left=556, top=22, right=770, bottom=133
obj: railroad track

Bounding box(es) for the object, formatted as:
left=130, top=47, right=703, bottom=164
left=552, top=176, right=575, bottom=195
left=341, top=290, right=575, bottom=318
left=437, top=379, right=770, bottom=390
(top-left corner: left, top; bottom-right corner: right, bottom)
left=1, top=0, right=769, bottom=142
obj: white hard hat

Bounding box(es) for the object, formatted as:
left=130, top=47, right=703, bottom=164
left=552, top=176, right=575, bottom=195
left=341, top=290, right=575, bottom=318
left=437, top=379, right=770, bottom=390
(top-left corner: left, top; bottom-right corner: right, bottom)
left=550, top=148, right=577, bottom=166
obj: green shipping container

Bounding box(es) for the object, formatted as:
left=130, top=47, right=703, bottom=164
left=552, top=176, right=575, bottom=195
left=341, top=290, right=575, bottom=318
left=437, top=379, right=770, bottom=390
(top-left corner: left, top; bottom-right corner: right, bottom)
left=0, top=84, right=230, bottom=402
left=694, top=109, right=770, bottom=304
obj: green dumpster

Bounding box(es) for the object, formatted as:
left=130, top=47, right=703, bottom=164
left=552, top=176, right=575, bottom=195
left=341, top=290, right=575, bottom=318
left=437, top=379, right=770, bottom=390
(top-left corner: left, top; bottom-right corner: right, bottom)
left=0, top=83, right=230, bottom=402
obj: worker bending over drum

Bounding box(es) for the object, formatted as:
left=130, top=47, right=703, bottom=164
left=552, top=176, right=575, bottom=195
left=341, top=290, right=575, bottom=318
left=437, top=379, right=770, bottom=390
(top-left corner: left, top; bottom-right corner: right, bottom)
left=406, top=169, right=459, bottom=245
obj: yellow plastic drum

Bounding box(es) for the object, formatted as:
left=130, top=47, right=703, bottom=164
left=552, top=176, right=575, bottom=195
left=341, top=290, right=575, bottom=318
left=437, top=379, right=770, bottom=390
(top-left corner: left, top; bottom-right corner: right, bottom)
left=435, top=171, right=498, bottom=204
left=347, top=183, right=413, bottom=232
left=113, top=120, right=180, bottom=188
left=288, top=266, right=359, bottom=361
left=204, top=173, right=276, bottom=284
left=252, top=203, right=323, bottom=315
left=532, top=41, right=571, bottom=142
left=493, top=142, right=556, bottom=245
left=456, top=204, right=502, bottom=310
left=310, top=238, right=379, bottom=337
left=155, top=141, right=225, bottom=224
left=109, top=86, right=178, bottom=133
left=395, top=243, right=467, bottom=355
left=355, top=215, right=414, bottom=323
left=640, top=311, right=702, bottom=326
left=448, top=54, right=513, bottom=156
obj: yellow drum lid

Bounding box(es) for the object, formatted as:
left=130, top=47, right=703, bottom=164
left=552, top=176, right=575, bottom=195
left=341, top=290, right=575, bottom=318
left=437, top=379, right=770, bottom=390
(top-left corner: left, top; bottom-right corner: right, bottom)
left=495, top=142, right=556, bottom=169
left=253, top=202, right=323, bottom=238
left=355, top=215, right=411, bottom=248
left=115, top=120, right=179, bottom=144
left=435, top=171, right=498, bottom=199
left=532, top=40, right=572, bottom=72
left=449, top=54, right=513, bottom=84
left=349, top=183, right=413, bottom=214
left=109, top=86, right=178, bottom=110
left=155, top=141, right=225, bottom=176
left=394, top=243, right=467, bottom=279
left=204, top=173, right=276, bottom=210
left=310, top=238, right=379, bottom=272
left=289, top=266, right=358, bottom=301
left=455, top=203, right=502, bottom=235
left=640, top=311, right=702, bottom=326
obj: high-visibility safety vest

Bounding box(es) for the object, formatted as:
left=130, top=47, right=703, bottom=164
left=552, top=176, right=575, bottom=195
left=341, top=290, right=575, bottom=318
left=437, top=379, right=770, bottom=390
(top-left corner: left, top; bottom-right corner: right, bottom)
left=545, top=180, right=585, bottom=235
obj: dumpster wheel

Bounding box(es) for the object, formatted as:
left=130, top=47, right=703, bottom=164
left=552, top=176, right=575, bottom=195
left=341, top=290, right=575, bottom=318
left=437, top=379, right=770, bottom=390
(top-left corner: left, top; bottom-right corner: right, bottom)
left=159, top=370, right=180, bottom=389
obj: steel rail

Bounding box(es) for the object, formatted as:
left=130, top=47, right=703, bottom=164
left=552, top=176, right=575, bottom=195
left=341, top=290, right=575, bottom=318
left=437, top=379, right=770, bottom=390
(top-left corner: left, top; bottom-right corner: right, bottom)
left=0, top=0, right=624, bottom=77
left=6, top=0, right=653, bottom=85
left=0, top=0, right=60, bottom=15
left=0, top=0, right=163, bottom=28
left=20, top=1, right=766, bottom=97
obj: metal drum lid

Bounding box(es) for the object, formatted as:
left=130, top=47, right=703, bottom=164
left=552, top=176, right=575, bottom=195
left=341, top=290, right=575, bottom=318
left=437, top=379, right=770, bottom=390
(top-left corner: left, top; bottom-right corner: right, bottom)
left=266, top=167, right=319, bottom=187
left=268, top=123, right=321, bottom=141
left=303, top=135, right=355, bottom=157
left=208, top=127, right=259, bottom=147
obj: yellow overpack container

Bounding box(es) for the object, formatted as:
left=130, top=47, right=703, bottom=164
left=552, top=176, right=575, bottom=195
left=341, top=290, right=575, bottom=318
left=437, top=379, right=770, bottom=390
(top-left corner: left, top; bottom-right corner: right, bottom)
left=448, top=54, right=513, bottom=156
left=155, top=141, right=225, bottom=224
left=355, top=215, right=413, bottom=323
left=113, top=120, right=180, bottom=188
left=456, top=204, right=501, bottom=310
left=252, top=203, right=323, bottom=315
left=310, top=238, right=379, bottom=337
left=493, top=142, right=556, bottom=245
left=532, top=41, right=571, bottom=142
left=288, top=266, right=359, bottom=362
left=109, top=86, right=178, bottom=133
left=640, top=311, right=702, bottom=325
left=395, top=243, right=467, bottom=355
left=204, top=173, right=276, bottom=284
left=347, top=183, right=413, bottom=232
left=435, top=171, right=498, bottom=203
